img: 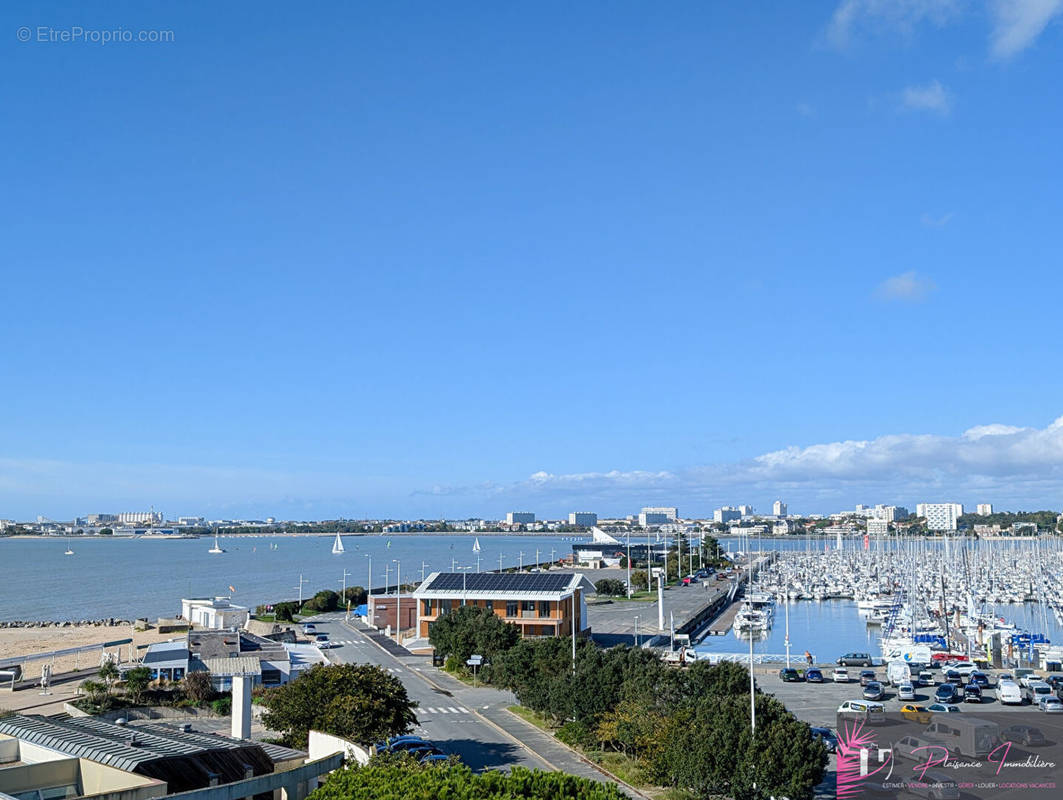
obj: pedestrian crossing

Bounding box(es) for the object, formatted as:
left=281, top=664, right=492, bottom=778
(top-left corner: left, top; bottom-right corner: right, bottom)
left=419, top=706, right=470, bottom=715
left=331, top=640, right=364, bottom=646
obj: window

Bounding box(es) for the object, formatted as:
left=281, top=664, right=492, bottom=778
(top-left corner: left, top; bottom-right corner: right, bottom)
left=522, top=601, right=535, bottom=613
left=439, top=599, right=452, bottom=616
left=173, top=667, right=185, bottom=680
left=485, top=599, right=494, bottom=612
left=506, top=601, right=518, bottom=617
left=261, top=668, right=282, bottom=685
left=423, top=599, right=433, bottom=615
left=539, top=601, right=550, bottom=618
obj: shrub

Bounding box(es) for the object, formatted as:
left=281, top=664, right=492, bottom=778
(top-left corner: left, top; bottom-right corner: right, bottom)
left=594, top=579, right=627, bottom=597
left=556, top=720, right=596, bottom=749
left=629, top=570, right=648, bottom=591
left=211, top=696, right=232, bottom=715
left=182, top=671, right=214, bottom=704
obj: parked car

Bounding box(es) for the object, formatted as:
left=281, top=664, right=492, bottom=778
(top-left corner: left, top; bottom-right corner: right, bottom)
left=1038, top=695, right=1063, bottom=713
left=809, top=727, right=837, bottom=753
left=1001, top=724, right=1046, bottom=746
left=968, top=671, right=990, bottom=688
left=918, top=670, right=935, bottom=686
left=944, top=669, right=964, bottom=686
left=421, top=753, right=450, bottom=764
left=900, top=704, right=933, bottom=724
left=963, top=684, right=982, bottom=703
left=934, top=683, right=956, bottom=703
left=1043, top=674, right=1063, bottom=690
left=950, top=662, right=977, bottom=678
left=838, top=652, right=873, bottom=667
left=373, top=735, right=429, bottom=754
left=779, top=668, right=802, bottom=682
left=997, top=679, right=1023, bottom=705
left=1024, top=680, right=1054, bottom=705
left=805, top=668, right=824, bottom=683
left=895, top=734, right=939, bottom=761
left=1015, top=668, right=1037, bottom=687
left=897, top=683, right=916, bottom=701
left=390, top=739, right=437, bottom=754
left=863, top=681, right=885, bottom=701
left=302, top=623, right=317, bottom=634
left=926, top=703, right=961, bottom=714
left=682, top=575, right=698, bottom=586
left=859, top=669, right=877, bottom=687
left=837, top=700, right=885, bottom=724
left=832, top=668, right=850, bottom=683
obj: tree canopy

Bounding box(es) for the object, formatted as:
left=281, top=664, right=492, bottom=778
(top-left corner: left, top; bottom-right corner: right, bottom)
left=309, top=761, right=626, bottom=800
left=428, top=605, right=520, bottom=666
left=262, top=663, right=416, bottom=747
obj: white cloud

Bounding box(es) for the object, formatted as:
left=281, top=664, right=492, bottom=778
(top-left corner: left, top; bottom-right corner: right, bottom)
left=421, top=417, right=1063, bottom=513
left=990, top=0, right=1063, bottom=57
left=921, top=211, right=955, bottom=227
left=901, top=80, right=952, bottom=114
left=874, top=271, right=937, bottom=302
left=826, top=0, right=961, bottom=48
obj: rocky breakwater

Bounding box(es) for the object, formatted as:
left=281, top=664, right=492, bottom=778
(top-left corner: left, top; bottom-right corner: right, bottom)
left=0, top=618, right=133, bottom=628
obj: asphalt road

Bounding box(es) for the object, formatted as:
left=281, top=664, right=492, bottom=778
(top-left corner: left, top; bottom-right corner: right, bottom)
left=303, top=613, right=550, bottom=772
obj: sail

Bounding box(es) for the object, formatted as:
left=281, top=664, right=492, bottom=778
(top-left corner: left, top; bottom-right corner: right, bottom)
left=472, top=537, right=481, bottom=553
left=332, top=533, right=345, bottom=554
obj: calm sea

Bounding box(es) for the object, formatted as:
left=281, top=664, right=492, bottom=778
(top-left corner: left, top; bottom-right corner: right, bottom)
left=0, top=534, right=579, bottom=622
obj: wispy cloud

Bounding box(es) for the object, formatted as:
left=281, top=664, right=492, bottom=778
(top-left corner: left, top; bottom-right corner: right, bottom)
left=921, top=211, right=955, bottom=227
left=874, top=271, right=936, bottom=302
left=990, top=0, right=1063, bottom=58
left=825, top=0, right=1060, bottom=57
left=826, top=0, right=961, bottom=48
left=419, top=417, right=1063, bottom=513
left=900, top=80, right=952, bottom=114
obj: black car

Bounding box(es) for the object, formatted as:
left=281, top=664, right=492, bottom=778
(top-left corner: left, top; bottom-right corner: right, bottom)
left=838, top=652, right=874, bottom=667
left=859, top=669, right=877, bottom=687
left=963, top=684, right=983, bottom=703
left=805, top=668, right=824, bottom=683
left=810, top=727, right=838, bottom=753
left=1001, top=725, right=1046, bottom=747
left=944, top=669, right=964, bottom=686
left=935, top=683, right=956, bottom=703
left=968, top=671, right=990, bottom=688
left=779, top=668, right=802, bottom=682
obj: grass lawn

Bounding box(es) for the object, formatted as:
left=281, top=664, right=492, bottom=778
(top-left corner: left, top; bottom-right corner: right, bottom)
left=506, top=705, right=555, bottom=733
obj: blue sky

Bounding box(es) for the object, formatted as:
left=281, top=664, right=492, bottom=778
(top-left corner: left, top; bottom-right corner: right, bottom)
left=3, top=1, right=1063, bottom=520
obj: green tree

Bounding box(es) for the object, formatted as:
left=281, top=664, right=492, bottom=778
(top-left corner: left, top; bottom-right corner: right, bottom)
left=123, top=666, right=153, bottom=705
left=343, top=586, right=367, bottom=607
left=98, top=660, right=119, bottom=692
left=593, top=579, right=627, bottom=597
left=182, top=670, right=214, bottom=704
left=98, top=527, right=113, bottom=536
left=303, top=590, right=340, bottom=613
left=80, top=679, right=108, bottom=706
left=428, top=605, right=520, bottom=669
left=629, top=569, right=648, bottom=591
left=310, top=760, right=626, bottom=800
left=262, top=663, right=416, bottom=747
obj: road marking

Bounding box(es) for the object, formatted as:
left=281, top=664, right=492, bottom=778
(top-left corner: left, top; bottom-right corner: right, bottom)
left=448, top=706, right=462, bottom=713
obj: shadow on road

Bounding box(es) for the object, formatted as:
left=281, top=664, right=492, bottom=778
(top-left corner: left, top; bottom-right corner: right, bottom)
left=431, top=736, right=526, bottom=771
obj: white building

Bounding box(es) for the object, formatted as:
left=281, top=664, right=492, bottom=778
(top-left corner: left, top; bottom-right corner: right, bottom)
left=713, top=507, right=741, bottom=524
left=506, top=512, right=536, bottom=525
left=867, top=517, right=889, bottom=535
left=181, top=596, right=249, bottom=629
left=976, top=504, right=994, bottom=516
left=639, top=507, right=678, bottom=526
left=737, top=505, right=754, bottom=516
left=917, top=503, right=963, bottom=531
left=117, top=511, right=163, bottom=525
left=568, top=512, right=598, bottom=527
left=772, top=500, right=787, bottom=517
left=869, top=504, right=908, bottom=522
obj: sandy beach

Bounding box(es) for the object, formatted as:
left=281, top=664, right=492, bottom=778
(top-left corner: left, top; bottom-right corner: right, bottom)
left=0, top=624, right=178, bottom=677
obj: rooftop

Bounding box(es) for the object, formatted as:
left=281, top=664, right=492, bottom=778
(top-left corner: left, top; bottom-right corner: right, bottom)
left=413, top=571, right=595, bottom=600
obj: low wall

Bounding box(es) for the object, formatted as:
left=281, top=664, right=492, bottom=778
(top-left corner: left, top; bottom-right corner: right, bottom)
left=308, top=730, right=370, bottom=766
left=63, top=703, right=225, bottom=722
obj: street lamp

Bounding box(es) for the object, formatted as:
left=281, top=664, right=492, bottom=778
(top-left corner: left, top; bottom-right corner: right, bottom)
left=393, top=559, right=401, bottom=643
left=339, top=569, right=351, bottom=614
left=634, top=615, right=640, bottom=648
left=518, top=551, right=524, bottom=571
left=456, top=565, right=472, bottom=606
left=295, top=574, right=308, bottom=605
left=626, top=531, right=631, bottom=598
left=364, top=554, right=373, bottom=599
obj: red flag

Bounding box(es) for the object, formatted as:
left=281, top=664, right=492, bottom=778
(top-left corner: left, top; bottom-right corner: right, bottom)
left=863, top=534, right=869, bottom=550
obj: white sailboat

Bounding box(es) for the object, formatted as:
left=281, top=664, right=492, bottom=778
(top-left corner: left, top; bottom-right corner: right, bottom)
left=332, top=533, right=345, bottom=555
left=64, top=545, right=74, bottom=556
left=208, top=534, right=225, bottom=554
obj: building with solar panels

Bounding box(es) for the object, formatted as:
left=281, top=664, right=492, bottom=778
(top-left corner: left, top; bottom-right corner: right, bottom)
left=412, top=571, right=596, bottom=640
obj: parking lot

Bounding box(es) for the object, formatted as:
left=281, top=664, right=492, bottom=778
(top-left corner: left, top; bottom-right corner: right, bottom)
left=763, top=666, right=1060, bottom=729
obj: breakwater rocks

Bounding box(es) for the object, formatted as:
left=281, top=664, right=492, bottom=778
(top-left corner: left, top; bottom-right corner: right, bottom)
left=0, top=618, right=133, bottom=629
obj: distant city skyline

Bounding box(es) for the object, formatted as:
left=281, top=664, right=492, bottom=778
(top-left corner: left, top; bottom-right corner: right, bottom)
left=4, top=5, right=1063, bottom=521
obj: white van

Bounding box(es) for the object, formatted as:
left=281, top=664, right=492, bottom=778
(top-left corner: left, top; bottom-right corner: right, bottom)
left=887, top=660, right=912, bottom=687
left=997, top=680, right=1022, bottom=705
left=922, top=717, right=1000, bottom=758
left=837, top=700, right=886, bottom=725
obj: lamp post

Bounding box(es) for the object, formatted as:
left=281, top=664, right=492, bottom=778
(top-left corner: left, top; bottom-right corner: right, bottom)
left=364, top=554, right=373, bottom=599
left=339, top=568, right=351, bottom=605
left=456, top=565, right=471, bottom=606
left=518, top=551, right=524, bottom=571
left=498, top=552, right=504, bottom=573
left=535, top=548, right=540, bottom=569
left=784, top=585, right=792, bottom=669
left=393, top=559, right=401, bottom=642
left=420, top=561, right=430, bottom=583
left=634, top=615, right=639, bottom=648
left=626, top=531, right=632, bottom=598
left=384, top=564, right=390, bottom=598
left=296, top=574, right=308, bottom=605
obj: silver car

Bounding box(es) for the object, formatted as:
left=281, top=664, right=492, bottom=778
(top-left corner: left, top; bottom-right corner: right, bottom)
left=897, top=683, right=916, bottom=700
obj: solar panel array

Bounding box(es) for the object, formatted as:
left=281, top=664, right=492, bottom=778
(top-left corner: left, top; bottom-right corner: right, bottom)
left=427, top=572, right=572, bottom=593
